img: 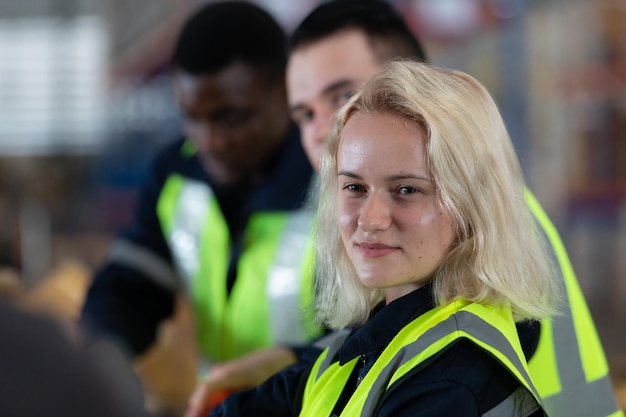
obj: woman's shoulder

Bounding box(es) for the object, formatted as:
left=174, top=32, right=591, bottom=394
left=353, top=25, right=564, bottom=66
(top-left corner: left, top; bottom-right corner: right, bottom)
left=377, top=338, right=541, bottom=416
left=430, top=338, right=521, bottom=399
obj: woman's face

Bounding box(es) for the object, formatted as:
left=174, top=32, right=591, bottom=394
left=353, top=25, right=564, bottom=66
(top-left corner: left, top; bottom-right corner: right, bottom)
left=337, top=111, right=456, bottom=303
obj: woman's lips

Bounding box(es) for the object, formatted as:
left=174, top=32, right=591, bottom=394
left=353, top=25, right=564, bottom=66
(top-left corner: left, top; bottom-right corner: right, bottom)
left=356, top=242, right=398, bottom=258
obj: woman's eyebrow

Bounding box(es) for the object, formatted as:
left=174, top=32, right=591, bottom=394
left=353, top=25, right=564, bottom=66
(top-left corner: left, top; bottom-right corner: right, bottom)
left=386, top=173, right=431, bottom=182
left=338, top=171, right=432, bottom=182
left=338, top=170, right=361, bottom=179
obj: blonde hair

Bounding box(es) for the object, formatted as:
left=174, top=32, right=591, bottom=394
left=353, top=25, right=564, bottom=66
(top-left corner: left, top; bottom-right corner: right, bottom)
left=315, top=60, right=559, bottom=329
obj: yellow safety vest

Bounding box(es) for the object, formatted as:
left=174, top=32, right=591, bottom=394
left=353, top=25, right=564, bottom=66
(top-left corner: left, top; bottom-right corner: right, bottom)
left=157, top=173, right=321, bottom=362
left=525, top=190, right=623, bottom=417
left=300, top=300, right=545, bottom=417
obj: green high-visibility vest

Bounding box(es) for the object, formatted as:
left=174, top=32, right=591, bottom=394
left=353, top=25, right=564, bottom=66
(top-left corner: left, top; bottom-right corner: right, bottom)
left=300, top=300, right=545, bottom=417
left=525, top=190, right=623, bottom=417
left=157, top=173, right=321, bottom=362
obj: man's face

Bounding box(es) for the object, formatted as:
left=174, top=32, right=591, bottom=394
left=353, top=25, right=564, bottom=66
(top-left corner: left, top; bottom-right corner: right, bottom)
left=174, top=62, right=288, bottom=186
left=287, top=29, right=381, bottom=171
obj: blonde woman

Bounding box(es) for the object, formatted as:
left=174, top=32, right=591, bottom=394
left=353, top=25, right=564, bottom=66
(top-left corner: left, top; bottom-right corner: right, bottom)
left=210, top=60, right=558, bottom=417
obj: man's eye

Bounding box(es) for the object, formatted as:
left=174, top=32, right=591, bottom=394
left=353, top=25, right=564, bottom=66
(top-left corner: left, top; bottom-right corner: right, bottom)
left=216, top=111, right=253, bottom=128
left=333, top=90, right=355, bottom=108
left=183, top=115, right=206, bottom=131
left=182, top=111, right=201, bottom=124
left=292, top=110, right=313, bottom=126
left=339, top=90, right=355, bottom=102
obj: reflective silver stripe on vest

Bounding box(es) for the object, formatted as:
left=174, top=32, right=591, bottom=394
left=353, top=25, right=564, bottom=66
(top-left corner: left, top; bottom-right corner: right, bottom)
left=483, top=386, right=541, bottom=417
left=537, top=226, right=621, bottom=417
left=266, top=208, right=313, bottom=345
left=168, top=180, right=212, bottom=285
left=359, top=311, right=542, bottom=416
left=108, top=239, right=180, bottom=291
left=544, top=375, right=620, bottom=417
left=314, top=329, right=352, bottom=380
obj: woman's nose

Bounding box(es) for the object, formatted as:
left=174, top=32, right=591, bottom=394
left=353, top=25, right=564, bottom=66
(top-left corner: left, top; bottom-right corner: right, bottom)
left=357, top=193, right=392, bottom=232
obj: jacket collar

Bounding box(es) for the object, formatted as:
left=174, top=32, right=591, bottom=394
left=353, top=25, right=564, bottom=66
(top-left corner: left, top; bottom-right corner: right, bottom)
left=337, top=284, right=435, bottom=365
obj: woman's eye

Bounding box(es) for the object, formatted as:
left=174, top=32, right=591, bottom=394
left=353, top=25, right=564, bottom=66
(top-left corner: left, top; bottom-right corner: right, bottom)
left=398, top=186, right=420, bottom=195
left=344, top=183, right=365, bottom=193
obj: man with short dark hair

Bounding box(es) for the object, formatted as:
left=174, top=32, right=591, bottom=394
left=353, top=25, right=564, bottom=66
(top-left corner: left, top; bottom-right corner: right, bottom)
left=81, top=2, right=322, bottom=411
left=288, top=0, right=426, bottom=172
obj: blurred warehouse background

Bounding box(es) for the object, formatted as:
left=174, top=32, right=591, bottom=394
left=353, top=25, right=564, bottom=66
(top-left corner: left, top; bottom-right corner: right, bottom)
left=0, top=0, right=625, bottom=413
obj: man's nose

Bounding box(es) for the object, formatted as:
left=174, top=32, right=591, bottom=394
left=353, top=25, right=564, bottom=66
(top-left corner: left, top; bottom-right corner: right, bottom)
left=189, top=122, right=229, bottom=153
left=312, top=107, right=334, bottom=144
